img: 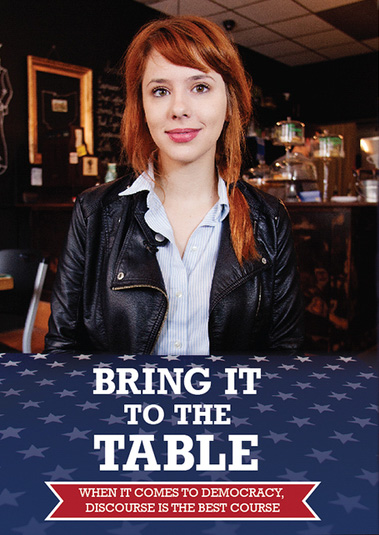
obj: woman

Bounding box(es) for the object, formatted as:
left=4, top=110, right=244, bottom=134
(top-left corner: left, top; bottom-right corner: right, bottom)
left=45, top=16, right=304, bottom=355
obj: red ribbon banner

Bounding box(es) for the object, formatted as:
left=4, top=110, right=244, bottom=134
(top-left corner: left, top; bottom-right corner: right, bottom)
left=45, top=481, right=320, bottom=521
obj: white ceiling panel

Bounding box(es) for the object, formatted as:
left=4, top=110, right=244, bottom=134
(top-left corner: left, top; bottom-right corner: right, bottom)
left=295, top=0, right=364, bottom=12
left=150, top=0, right=223, bottom=17
left=236, top=0, right=309, bottom=25
left=212, top=0, right=263, bottom=9
left=294, top=29, right=355, bottom=49
left=319, top=41, right=373, bottom=58
left=250, top=40, right=307, bottom=58
left=269, top=15, right=335, bottom=38
left=362, top=37, right=379, bottom=50
left=279, top=50, right=326, bottom=65
left=133, top=0, right=378, bottom=65
left=233, top=26, right=282, bottom=47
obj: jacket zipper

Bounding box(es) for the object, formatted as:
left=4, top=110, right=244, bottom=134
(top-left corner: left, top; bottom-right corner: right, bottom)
left=111, top=284, right=169, bottom=353
left=255, top=280, right=262, bottom=318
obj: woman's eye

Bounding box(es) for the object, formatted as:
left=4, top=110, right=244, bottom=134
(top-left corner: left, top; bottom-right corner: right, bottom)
left=152, top=87, right=169, bottom=97
left=193, top=83, right=209, bottom=93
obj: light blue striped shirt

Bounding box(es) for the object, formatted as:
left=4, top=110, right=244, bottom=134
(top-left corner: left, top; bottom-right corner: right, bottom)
left=119, top=169, right=229, bottom=355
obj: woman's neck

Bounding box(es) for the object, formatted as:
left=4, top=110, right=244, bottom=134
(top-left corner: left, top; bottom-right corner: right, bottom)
left=153, top=156, right=220, bottom=257
left=154, top=157, right=218, bottom=203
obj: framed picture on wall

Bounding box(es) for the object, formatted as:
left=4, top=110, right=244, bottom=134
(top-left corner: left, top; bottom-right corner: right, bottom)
left=27, top=56, right=93, bottom=164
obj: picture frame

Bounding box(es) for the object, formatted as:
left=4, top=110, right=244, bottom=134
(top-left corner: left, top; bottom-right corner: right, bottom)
left=27, top=56, right=93, bottom=164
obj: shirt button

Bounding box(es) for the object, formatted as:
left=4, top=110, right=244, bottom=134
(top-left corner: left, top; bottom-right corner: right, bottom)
left=176, top=291, right=183, bottom=298
left=191, top=245, right=198, bottom=252
left=155, top=233, right=165, bottom=243
left=261, top=257, right=267, bottom=264
left=174, top=341, right=182, bottom=348
left=117, top=272, right=125, bottom=280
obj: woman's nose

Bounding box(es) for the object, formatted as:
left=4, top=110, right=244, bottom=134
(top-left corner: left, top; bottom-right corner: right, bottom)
left=170, top=90, right=190, bottom=119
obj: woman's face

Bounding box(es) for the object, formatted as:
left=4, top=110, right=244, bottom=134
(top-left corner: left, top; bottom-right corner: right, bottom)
left=142, top=50, right=228, bottom=171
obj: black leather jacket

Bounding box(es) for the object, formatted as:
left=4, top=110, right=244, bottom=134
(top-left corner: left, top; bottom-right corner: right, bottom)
left=45, top=175, right=304, bottom=355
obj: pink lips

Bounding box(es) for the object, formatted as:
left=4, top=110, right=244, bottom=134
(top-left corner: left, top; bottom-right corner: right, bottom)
left=166, top=128, right=201, bottom=143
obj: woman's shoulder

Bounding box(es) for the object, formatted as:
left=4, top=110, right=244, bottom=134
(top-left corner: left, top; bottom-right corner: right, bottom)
left=238, top=179, right=287, bottom=219
left=76, top=172, right=137, bottom=217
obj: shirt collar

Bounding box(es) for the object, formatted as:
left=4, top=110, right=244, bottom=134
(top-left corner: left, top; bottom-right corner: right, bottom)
left=118, top=166, right=229, bottom=222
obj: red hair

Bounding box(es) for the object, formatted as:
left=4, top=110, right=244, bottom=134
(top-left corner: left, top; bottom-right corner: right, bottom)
left=121, top=15, right=258, bottom=264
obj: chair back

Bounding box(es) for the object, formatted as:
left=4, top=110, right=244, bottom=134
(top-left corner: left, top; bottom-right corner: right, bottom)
left=0, top=249, right=46, bottom=331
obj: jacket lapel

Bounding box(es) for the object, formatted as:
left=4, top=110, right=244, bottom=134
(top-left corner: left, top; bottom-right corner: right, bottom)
left=210, top=217, right=271, bottom=312
left=110, top=192, right=166, bottom=292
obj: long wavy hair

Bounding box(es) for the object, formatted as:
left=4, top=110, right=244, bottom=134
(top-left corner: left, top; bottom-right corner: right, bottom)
left=121, top=15, right=258, bottom=264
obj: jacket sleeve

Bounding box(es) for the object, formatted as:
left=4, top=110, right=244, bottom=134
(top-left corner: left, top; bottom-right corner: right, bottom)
left=44, top=198, right=87, bottom=352
left=267, top=201, right=304, bottom=352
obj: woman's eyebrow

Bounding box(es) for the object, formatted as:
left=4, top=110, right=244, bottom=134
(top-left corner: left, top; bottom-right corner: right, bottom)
left=146, top=74, right=215, bottom=86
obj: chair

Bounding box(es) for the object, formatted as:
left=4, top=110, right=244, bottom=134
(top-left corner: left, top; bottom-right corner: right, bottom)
left=0, top=249, right=49, bottom=353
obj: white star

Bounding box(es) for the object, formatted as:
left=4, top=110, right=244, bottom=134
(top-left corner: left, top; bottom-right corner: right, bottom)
left=287, top=416, right=314, bottom=428
left=63, top=427, right=91, bottom=441
left=54, top=389, right=77, bottom=398
left=355, top=468, right=378, bottom=486
left=38, top=413, right=65, bottom=424
left=118, top=354, right=136, bottom=361
left=309, top=404, right=334, bottom=413
left=338, top=356, right=356, bottom=363
left=17, top=369, right=37, bottom=376
left=205, top=355, right=225, bottom=362
left=329, top=391, right=352, bottom=401
left=76, top=401, right=101, bottom=411
left=263, top=372, right=281, bottom=379
left=249, top=356, right=269, bottom=362
left=160, top=355, right=180, bottom=361
left=231, top=416, right=252, bottom=427
left=1, top=388, right=23, bottom=396
left=309, top=372, right=330, bottom=379
left=30, top=353, right=48, bottom=360
left=17, top=445, right=49, bottom=459
left=0, top=426, right=25, bottom=439
left=65, top=370, right=85, bottom=377
left=279, top=364, right=297, bottom=371
left=324, top=364, right=343, bottom=371
left=251, top=403, right=275, bottom=413
left=330, top=492, right=368, bottom=513
left=43, top=464, right=77, bottom=480
left=274, top=392, right=297, bottom=401
left=73, top=353, right=92, bottom=360
left=343, top=382, right=366, bottom=390
left=36, top=378, right=55, bottom=386
left=348, top=416, right=376, bottom=428
left=1, top=360, right=21, bottom=367
left=357, top=372, right=377, bottom=380
left=0, top=488, right=25, bottom=506
left=329, top=431, right=359, bottom=444
left=46, top=360, right=65, bottom=368
left=101, top=414, right=127, bottom=425
left=292, top=381, right=315, bottom=389
left=19, top=400, right=43, bottom=409
left=306, top=449, right=337, bottom=463
left=295, top=356, right=312, bottom=362
left=263, top=430, right=291, bottom=443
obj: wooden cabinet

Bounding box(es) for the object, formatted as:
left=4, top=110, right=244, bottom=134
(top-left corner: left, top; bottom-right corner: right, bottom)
left=287, top=202, right=377, bottom=354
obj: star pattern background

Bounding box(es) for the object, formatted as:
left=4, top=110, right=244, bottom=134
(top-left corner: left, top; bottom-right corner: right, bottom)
left=0, top=351, right=378, bottom=535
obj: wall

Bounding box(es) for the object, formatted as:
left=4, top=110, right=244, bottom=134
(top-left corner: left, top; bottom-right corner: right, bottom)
left=0, top=0, right=377, bottom=248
